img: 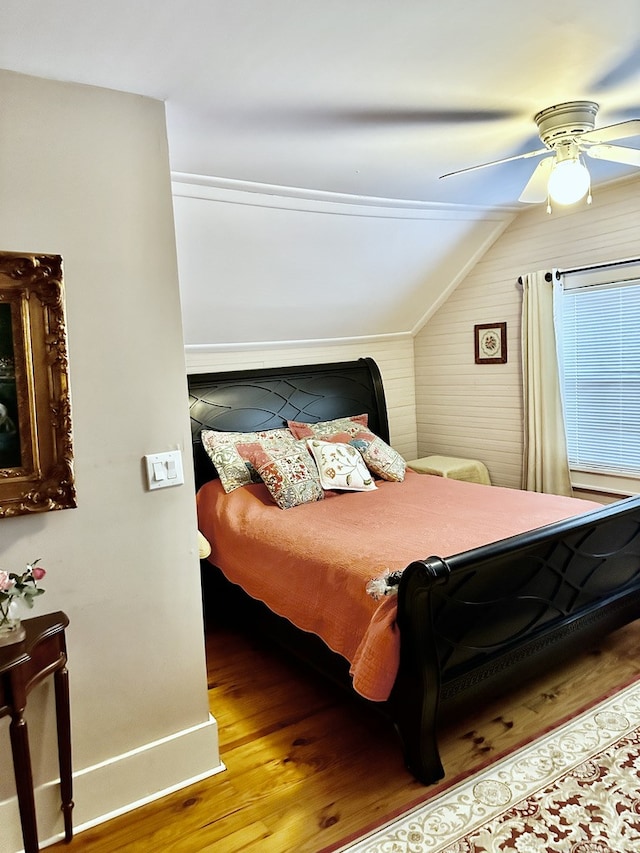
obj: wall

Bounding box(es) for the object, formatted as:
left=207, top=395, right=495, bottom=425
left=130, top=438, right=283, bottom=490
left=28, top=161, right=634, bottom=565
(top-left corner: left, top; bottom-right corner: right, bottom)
left=414, top=174, right=640, bottom=490
left=0, top=71, right=221, bottom=852
left=172, top=177, right=512, bottom=348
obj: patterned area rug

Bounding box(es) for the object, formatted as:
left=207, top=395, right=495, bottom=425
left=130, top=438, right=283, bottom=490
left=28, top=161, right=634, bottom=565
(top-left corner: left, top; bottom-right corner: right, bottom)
left=336, top=679, right=640, bottom=853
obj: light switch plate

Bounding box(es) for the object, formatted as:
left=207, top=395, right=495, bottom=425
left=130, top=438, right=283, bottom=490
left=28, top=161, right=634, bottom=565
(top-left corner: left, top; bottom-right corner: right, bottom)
left=144, top=450, right=184, bottom=490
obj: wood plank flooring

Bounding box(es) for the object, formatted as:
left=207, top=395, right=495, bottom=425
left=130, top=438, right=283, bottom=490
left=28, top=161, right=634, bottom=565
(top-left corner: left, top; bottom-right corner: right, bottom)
left=51, top=617, right=640, bottom=852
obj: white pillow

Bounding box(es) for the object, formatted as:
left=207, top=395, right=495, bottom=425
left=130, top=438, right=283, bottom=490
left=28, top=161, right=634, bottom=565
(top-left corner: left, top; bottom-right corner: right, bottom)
left=306, top=439, right=377, bottom=492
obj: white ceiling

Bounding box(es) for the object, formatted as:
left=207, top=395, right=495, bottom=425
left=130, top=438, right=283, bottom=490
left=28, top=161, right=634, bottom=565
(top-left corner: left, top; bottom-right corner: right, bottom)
left=2, top=0, right=640, bottom=208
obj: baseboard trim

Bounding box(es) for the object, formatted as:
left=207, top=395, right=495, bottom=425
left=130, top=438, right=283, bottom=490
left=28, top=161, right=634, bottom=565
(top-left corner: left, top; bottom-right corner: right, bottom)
left=0, top=715, right=223, bottom=852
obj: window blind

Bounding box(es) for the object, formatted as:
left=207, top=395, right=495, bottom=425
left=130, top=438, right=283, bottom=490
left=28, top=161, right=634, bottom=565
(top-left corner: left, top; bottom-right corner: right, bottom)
left=556, top=279, right=640, bottom=476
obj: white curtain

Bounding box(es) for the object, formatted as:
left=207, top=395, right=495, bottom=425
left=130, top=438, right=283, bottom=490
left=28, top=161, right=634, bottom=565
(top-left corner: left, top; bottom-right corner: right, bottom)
left=520, top=269, right=573, bottom=496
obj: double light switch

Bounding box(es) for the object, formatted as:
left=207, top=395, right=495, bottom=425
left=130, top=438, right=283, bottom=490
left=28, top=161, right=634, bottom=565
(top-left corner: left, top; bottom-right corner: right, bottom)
left=144, top=450, right=184, bottom=490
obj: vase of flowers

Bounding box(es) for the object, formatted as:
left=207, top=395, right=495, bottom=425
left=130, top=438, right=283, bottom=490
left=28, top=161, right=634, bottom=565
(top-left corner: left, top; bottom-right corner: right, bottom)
left=0, top=560, right=46, bottom=646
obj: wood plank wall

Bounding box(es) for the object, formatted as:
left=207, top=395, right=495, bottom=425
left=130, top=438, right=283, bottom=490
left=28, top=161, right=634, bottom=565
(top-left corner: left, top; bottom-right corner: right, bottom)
left=414, top=174, right=640, bottom=490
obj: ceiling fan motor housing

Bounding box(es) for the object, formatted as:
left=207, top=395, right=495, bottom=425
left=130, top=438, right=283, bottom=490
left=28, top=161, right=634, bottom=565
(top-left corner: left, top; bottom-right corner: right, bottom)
left=440, top=98, right=640, bottom=199
left=534, top=101, right=599, bottom=147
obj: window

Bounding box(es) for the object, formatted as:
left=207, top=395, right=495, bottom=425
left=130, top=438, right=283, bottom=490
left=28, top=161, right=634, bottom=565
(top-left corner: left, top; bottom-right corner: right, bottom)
left=555, top=265, right=640, bottom=487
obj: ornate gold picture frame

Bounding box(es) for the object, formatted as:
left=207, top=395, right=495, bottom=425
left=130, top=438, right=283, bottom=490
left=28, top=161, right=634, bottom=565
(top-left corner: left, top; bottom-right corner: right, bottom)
left=0, top=252, right=76, bottom=517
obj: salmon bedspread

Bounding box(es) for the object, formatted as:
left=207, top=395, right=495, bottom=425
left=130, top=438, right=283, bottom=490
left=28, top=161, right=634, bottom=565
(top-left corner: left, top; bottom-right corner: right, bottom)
left=196, top=471, right=601, bottom=702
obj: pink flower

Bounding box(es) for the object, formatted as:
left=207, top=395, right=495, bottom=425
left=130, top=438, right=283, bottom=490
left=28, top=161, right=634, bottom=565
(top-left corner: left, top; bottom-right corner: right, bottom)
left=0, top=571, right=13, bottom=592
left=31, top=566, right=46, bottom=581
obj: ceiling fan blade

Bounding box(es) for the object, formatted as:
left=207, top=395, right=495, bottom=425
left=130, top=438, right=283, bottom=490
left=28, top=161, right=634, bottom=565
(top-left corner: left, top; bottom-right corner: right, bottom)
left=238, top=105, right=523, bottom=130
left=585, top=143, right=640, bottom=166
left=591, top=42, right=640, bottom=92
left=440, top=146, right=547, bottom=179
left=331, top=107, right=519, bottom=126
left=581, top=119, right=640, bottom=144
left=518, top=157, right=555, bottom=204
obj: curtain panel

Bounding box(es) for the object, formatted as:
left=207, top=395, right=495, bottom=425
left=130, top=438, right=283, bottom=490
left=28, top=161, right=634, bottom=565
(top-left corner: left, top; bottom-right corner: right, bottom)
left=520, top=269, right=572, bottom=496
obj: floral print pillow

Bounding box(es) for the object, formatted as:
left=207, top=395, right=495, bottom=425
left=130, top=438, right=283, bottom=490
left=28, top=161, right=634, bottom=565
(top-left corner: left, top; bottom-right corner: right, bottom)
left=306, top=440, right=377, bottom=492
left=201, top=428, right=299, bottom=493
left=287, top=414, right=368, bottom=441
left=288, top=416, right=406, bottom=482
left=236, top=440, right=323, bottom=509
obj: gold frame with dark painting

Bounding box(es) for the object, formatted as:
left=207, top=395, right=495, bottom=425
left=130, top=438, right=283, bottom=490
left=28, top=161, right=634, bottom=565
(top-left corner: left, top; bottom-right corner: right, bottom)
left=0, top=252, right=76, bottom=517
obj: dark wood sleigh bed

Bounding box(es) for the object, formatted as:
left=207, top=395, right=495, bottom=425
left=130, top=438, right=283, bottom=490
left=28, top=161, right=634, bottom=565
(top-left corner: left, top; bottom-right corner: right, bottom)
left=189, top=357, right=640, bottom=785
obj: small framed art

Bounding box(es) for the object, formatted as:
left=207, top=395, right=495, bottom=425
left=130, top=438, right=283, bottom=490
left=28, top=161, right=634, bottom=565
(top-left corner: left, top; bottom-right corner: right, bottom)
left=474, top=322, right=507, bottom=364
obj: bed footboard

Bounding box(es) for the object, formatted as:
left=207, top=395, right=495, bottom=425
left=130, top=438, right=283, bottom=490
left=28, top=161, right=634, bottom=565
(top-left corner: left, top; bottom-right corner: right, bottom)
left=389, top=494, right=640, bottom=784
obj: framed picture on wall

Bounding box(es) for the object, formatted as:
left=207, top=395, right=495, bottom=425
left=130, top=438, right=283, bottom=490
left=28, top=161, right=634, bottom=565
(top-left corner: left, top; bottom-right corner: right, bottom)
left=474, top=322, right=507, bottom=364
left=0, top=251, right=76, bottom=517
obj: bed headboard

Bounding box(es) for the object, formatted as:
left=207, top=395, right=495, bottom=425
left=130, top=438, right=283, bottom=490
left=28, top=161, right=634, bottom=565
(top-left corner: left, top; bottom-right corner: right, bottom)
left=187, top=357, right=390, bottom=490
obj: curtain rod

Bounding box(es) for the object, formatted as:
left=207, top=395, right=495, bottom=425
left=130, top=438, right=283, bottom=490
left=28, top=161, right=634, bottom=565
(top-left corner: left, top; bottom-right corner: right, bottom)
left=517, top=256, right=640, bottom=286
left=516, top=272, right=554, bottom=286
left=559, top=256, right=640, bottom=276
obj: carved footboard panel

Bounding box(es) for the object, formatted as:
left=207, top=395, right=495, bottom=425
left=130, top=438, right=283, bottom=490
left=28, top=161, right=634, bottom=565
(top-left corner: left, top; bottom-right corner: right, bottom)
left=390, top=494, right=640, bottom=783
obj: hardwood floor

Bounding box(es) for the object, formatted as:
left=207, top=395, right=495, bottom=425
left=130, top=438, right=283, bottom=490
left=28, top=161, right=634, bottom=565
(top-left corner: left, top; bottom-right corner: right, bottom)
left=51, top=616, right=640, bottom=852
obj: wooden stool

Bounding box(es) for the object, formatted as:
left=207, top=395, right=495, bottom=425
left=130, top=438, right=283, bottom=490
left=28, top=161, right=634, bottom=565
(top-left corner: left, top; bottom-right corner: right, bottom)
left=407, top=454, right=491, bottom=485
left=0, top=611, right=73, bottom=852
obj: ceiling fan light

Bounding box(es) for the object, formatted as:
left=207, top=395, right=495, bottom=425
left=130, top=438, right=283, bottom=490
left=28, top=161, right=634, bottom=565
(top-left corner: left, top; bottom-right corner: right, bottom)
left=547, top=158, right=591, bottom=205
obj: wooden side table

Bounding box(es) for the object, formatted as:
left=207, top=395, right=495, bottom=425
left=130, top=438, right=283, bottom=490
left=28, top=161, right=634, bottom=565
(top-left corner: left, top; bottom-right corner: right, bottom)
left=0, top=611, right=73, bottom=852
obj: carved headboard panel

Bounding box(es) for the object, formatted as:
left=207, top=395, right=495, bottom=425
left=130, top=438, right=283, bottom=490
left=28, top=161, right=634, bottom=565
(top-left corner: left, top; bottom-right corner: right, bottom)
left=187, top=357, right=389, bottom=489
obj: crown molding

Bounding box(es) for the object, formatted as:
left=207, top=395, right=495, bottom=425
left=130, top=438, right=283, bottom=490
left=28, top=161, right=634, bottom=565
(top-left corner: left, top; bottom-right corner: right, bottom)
left=184, top=331, right=413, bottom=353
left=171, top=172, right=518, bottom=219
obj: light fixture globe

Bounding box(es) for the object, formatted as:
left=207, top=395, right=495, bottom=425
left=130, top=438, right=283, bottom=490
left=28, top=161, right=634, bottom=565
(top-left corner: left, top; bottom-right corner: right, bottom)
left=547, top=158, right=591, bottom=205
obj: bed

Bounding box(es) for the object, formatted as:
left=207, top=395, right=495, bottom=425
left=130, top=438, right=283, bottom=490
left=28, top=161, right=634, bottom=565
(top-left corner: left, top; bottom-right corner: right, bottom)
left=189, top=357, right=640, bottom=784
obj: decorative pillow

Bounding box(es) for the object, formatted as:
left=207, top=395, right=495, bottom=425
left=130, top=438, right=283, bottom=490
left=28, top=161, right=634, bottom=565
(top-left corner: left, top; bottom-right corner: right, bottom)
left=306, top=439, right=377, bottom=492
left=288, top=417, right=405, bottom=482
left=346, top=433, right=406, bottom=482
left=287, top=414, right=368, bottom=441
left=236, top=441, right=324, bottom=509
left=201, top=428, right=299, bottom=493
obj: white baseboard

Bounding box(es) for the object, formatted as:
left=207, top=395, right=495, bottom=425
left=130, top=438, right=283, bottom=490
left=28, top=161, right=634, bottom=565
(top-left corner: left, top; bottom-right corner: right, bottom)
left=0, top=715, right=223, bottom=852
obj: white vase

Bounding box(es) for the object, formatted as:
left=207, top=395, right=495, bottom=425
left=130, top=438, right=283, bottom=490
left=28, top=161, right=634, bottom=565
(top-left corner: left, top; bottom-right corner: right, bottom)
left=0, top=599, right=26, bottom=646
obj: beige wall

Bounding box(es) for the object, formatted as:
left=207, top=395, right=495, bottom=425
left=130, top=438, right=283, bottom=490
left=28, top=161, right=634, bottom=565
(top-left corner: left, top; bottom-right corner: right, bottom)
left=414, top=175, right=640, bottom=490
left=0, top=71, right=220, bottom=852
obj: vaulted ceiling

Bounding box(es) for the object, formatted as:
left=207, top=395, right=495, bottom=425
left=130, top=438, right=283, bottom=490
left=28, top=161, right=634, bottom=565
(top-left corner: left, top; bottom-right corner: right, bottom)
left=3, top=1, right=640, bottom=342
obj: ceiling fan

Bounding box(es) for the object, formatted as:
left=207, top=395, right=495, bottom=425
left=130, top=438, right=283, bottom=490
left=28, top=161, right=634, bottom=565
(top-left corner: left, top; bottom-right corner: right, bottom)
left=440, top=101, right=640, bottom=206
